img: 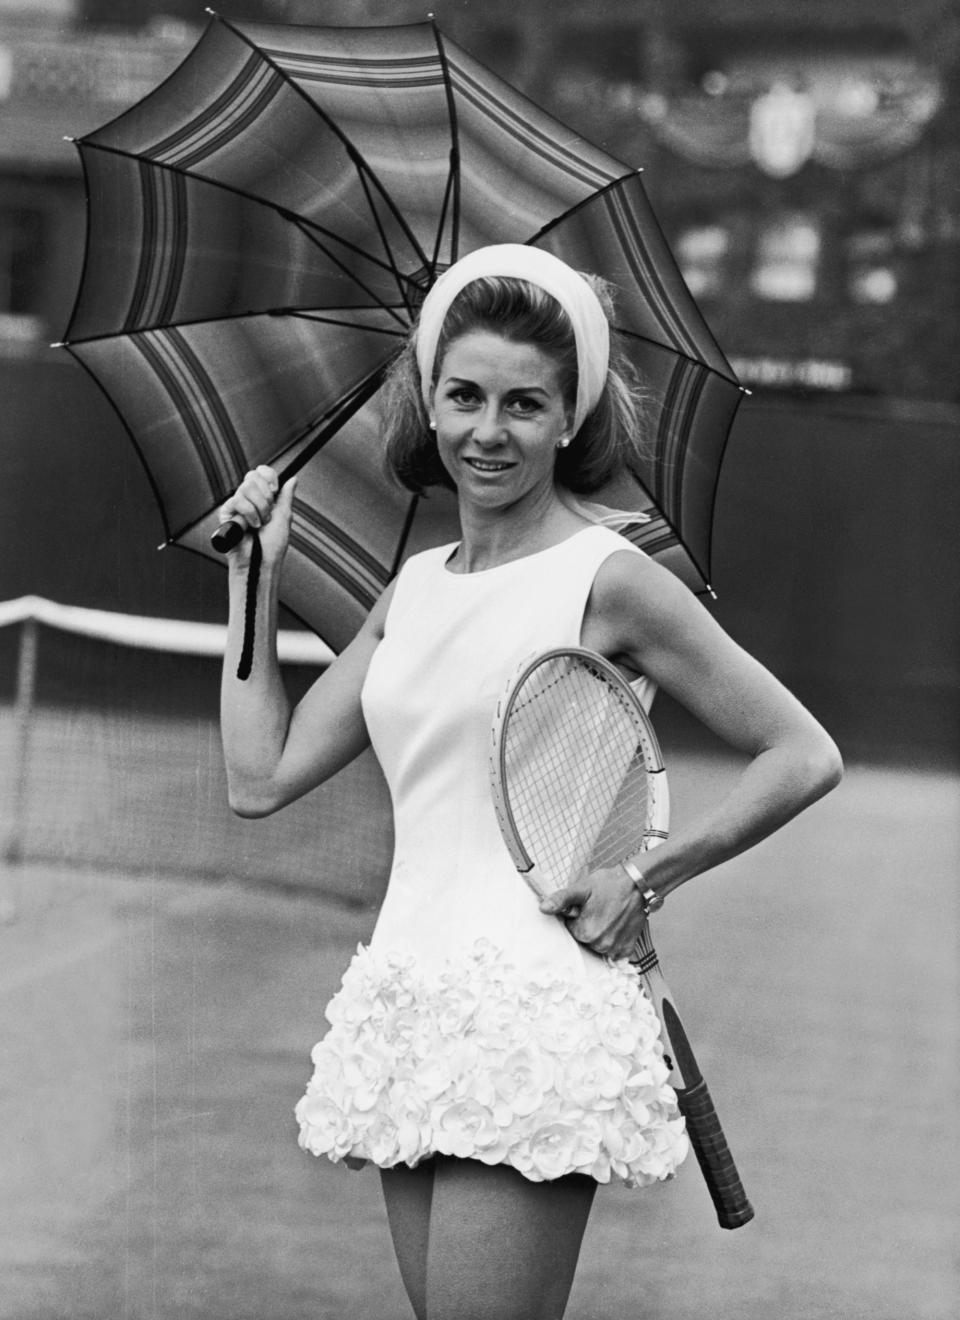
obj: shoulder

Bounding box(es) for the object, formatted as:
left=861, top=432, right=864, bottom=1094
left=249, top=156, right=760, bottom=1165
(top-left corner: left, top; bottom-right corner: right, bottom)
left=591, top=543, right=688, bottom=616
left=368, top=542, right=456, bottom=639
left=585, top=544, right=711, bottom=661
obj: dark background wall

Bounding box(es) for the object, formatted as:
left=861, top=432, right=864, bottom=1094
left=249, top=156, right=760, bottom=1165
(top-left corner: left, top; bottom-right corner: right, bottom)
left=3, top=350, right=957, bottom=765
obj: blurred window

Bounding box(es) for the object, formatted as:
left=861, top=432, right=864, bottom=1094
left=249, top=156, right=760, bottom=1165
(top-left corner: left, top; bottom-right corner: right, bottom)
left=0, top=203, right=46, bottom=350
left=751, top=213, right=820, bottom=301
left=676, top=223, right=729, bottom=299
left=556, top=26, right=638, bottom=81
left=846, top=229, right=898, bottom=305
left=0, top=204, right=45, bottom=314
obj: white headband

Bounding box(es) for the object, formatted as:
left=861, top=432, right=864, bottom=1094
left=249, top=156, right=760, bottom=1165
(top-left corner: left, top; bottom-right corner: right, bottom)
left=415, top=244, right=610, bottom=435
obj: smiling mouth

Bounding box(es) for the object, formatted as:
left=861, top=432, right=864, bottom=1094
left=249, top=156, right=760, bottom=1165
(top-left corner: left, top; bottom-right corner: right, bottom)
left=464, top=457, right=515, bottom=473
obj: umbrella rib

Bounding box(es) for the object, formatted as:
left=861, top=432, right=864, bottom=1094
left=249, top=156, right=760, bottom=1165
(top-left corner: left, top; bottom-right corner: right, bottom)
left=74, top=140, right=425, bottom=332
left=613, top=325, right=744, bottom=390
left=430, top=21, right=461, bottom=267
left=215, top=13, right=434, bottom=276
left=282, top=311, right=408, bottom=337
left=60, top=306, right=408, bottom=348
left=389, top=494, right=421, bottom=579
left=352, top=167, right=421, bottom=317
left=284, top=213, right=412, bottom=331
left=529, top=176, right=742, bottom=384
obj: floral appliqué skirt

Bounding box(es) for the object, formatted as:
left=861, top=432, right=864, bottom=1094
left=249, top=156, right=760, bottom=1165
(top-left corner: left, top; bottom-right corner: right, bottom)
left=295, top=939, right=689, bottom=1187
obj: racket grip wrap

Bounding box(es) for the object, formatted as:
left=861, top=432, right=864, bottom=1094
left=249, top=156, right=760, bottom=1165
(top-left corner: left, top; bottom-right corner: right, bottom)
left=676, top=1077, right=754, bottom=1229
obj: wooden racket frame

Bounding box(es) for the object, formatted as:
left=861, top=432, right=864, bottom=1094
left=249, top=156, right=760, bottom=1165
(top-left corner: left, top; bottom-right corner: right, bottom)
left=490, top=647, right=669, bottom=892
left=489, top=646, right=755, bottom=1229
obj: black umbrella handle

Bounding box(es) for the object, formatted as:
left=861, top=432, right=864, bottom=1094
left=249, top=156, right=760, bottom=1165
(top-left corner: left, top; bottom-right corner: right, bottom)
left=212, top=517, right=245, bottom=553
left=235, top=530, right=262, bottom=682
left=207, top=514, right=262, bottom=678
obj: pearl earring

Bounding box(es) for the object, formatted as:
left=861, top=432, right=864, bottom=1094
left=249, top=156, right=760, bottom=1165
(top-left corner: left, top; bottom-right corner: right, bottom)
left=428, top=420, right=436, bottom=431
left=556, top=437, right=570, bottom=449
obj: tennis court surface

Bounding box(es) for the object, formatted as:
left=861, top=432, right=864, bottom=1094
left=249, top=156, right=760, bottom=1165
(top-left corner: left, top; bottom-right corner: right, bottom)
left=0, top=748, right=956, bottom=1320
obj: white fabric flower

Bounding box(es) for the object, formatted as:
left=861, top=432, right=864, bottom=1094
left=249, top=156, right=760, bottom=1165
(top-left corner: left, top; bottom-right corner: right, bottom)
left=563, top=1045, right=630, bottom=1108
left=432, top=1099, right=502, bottom=1159
left=517, top=1121, right=593, bottom=1181
left=295, top=941, right=688, bottom=1188
left=490, top=1045, right=555, bottom=1117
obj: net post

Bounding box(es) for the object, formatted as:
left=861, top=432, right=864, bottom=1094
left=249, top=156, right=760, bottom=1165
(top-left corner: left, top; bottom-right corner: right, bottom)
left=4, top=615, right=39, bottom=871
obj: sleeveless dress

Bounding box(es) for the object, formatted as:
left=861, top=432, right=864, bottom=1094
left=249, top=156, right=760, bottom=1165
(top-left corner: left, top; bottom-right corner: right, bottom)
left=295, top=525, right=689, bottom=1188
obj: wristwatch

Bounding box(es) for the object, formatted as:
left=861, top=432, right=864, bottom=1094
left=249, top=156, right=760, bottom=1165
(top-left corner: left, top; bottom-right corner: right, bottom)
left=620, top=858, right=664, bottom=918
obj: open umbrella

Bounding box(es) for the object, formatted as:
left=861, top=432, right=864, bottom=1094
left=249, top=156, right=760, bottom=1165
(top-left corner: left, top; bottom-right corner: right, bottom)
left=60, top=12, right=744, bottom=655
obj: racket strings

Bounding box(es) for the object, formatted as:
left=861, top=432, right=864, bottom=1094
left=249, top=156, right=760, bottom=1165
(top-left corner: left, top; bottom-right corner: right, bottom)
left=503, top=657, right=653, bottom=893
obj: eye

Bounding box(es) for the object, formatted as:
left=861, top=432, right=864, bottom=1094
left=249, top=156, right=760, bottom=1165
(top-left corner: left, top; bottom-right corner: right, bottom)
left=446, top=385, right=479, bottom=407
left=507, top=394, right=543, bottom=414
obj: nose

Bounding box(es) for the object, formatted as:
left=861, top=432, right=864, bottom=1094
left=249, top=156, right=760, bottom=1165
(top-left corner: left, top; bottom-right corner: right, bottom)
left=471, top=403, right=507, bottom=446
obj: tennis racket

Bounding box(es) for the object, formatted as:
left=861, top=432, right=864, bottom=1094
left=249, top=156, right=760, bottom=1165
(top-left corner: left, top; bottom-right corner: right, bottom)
left=489, top=646, right=754, bottom=1229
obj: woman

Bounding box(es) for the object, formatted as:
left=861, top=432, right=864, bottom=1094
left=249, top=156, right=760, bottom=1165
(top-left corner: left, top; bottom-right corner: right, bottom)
left=219, top=245, right=842, bottom=1320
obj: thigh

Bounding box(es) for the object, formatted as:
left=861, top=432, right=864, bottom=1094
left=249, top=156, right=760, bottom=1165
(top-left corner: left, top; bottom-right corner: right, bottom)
left=426, top=1157, right=597, bottom=1320
left=380, top=1160, right=436, bottom=1320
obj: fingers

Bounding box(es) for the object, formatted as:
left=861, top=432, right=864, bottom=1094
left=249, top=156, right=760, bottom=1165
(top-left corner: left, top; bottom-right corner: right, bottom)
left=541, top=875, right=642, bottom=959
left=539, top=884, right=591, bottom=918
left=274, top=475, right=297, bottom=516
left=220, top=465, right=281, bottom=531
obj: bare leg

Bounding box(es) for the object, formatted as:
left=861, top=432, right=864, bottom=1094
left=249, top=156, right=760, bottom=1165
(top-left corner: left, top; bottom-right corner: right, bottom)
left=426, top=1157, right=596, bottom=1320
left=380, top=1160, right=436, bottom=1320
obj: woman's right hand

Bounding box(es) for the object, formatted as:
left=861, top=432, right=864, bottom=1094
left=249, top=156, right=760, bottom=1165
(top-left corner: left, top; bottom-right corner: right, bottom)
left=218, top=465, right=296, bottom=568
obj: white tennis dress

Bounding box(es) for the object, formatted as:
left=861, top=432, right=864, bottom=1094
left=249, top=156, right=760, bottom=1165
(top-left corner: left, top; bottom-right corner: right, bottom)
left=295, top=526, right=689, bottom=1187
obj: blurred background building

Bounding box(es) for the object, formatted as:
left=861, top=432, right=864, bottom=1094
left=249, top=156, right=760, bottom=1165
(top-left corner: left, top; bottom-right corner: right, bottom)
left=2, top=0, right=958, bottom=766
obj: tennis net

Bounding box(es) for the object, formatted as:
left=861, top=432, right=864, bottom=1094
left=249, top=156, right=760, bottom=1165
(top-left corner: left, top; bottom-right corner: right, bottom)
left=0, top=598, right=391, bottom=905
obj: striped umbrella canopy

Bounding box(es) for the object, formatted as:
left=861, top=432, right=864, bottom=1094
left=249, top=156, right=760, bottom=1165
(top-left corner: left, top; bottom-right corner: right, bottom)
left=61, top=12, right=744, bottom=654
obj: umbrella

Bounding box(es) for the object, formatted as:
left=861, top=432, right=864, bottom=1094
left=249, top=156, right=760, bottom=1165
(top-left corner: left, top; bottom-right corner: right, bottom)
left=60, top=12, right=744, bottom=656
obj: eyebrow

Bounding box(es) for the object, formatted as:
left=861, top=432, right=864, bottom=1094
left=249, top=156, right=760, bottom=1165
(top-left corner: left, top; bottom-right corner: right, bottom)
left=443, top=376, right=550, bottom=395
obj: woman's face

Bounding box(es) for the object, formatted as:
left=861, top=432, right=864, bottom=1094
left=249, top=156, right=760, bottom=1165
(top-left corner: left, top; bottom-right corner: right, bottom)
left=430, top=331, right=573, bottom=512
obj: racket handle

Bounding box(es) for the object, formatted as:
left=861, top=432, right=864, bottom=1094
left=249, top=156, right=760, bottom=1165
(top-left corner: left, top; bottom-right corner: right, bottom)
left=676, top=1075, right=755, bottom=1229
left=635, top=943, right=754, bottom=1230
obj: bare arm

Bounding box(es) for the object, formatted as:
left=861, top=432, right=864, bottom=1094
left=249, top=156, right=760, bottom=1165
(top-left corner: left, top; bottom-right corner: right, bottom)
left=219, top=467, right=391, bottom=818
left=544, top=550, right=843, bottom=955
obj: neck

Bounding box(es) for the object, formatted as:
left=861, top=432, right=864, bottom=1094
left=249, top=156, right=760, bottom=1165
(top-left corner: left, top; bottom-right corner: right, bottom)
left=453, top=485, right=585, bottom=573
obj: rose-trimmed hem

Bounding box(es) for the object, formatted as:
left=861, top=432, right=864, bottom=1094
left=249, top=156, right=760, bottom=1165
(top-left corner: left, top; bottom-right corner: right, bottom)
left=295, top=939, right=689, bottom=1188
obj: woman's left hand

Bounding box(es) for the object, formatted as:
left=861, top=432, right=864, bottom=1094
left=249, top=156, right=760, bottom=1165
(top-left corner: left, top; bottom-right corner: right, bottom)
left=539, top=867, right=650, bottom=959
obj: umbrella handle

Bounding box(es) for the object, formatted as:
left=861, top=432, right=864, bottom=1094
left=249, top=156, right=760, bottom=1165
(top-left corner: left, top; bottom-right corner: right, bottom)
left=212, top=518, right=245, bottom=553
left=236, top=531, right=262, bottom=682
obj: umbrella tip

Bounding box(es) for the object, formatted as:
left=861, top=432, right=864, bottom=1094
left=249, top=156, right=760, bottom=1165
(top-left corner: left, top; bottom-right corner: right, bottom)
left=50, top=341, right=65, bottom=349
left=63, top=135, right=76, bottom=143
